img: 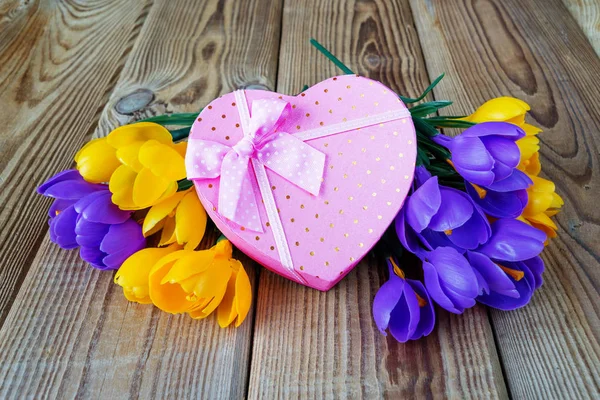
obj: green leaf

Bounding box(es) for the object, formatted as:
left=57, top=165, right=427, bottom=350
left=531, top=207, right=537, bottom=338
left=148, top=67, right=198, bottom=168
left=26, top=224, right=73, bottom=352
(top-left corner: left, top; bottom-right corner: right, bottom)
left=399, top=74, right=445, bottom=104
left=416, top=133, right=451, bottom=160
left=137, top=112, right=200, bottom=126
left=413, top=116, right=440, bottom=137
left=416, top=147, right=431, bottom=167
left=177, top=178, right=193, bottom=191
left=169, top=127, right=191, bottom=141
left=301, top=84, right=309, bottom=92
left=424, top=117, right=475, bottom=129
left=409, top=101, right=453, bottom=118
left=310, top=38, right=354, bottom=75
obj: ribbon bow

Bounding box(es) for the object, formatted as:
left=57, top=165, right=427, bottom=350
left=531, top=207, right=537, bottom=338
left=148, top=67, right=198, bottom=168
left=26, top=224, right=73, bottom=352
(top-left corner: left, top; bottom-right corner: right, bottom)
left=186, top=91, right=326, bottom=232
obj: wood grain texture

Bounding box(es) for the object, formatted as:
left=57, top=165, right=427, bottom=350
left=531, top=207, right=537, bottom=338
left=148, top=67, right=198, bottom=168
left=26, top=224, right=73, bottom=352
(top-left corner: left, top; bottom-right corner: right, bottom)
left=0, top=0, right=152, bottom=323
left=562, top=0, right=600, bottom=55
left=0, top=0, right=283, bottom=398
left=247, top=1, right=508, bottom=398
left=409, top=0, right=600, bottom=398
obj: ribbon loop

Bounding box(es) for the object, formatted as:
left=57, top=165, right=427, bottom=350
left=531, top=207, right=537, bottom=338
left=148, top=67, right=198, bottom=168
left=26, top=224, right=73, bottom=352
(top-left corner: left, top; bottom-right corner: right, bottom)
left=187, top=91, right=326, bottom=232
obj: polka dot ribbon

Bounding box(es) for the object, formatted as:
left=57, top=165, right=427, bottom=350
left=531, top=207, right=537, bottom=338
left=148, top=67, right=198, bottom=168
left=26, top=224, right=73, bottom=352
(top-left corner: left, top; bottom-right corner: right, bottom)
left=186, top=91, right=327, bottom=233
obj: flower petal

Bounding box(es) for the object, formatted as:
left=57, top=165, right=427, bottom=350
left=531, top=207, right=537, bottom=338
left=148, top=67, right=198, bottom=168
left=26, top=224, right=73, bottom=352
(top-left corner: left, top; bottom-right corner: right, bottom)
left=406, top=176, right=441, bottom=232
left=114, top=245, right=180, bottom=303
left=109, top=165, right=138, bottom=209
left=149, top=252, right=192, bottom=313
left=478, top=219, right=546, bottom=262
left=477, top=261, right=535, bottom=310
left=43, top=180, right=105, bottom=200
left=395, top=209, right=423, bottom=253
left=75, top=219, right=109, bottom=247
left=461, top=121, right=525, bottom=140
left=100, top=219, right=146, bottom=255
left=162, top=249, right=214, bottom=286
left=372, top=265, right=405, bottom=335
left=466, top=184, right=527, bottom=219
left=232, top=260, right=252, bottom=327
left=80, top=246, right=107, bottom=267
left=176, top=191, right=207, bottom=250
left=115, top=141, right=145, bottom=172
left=428, top=187, right=473, bottom=232
left=422, top=261, right=459, bottom=313
left=133, top=168, right=172, bottom=208
left=407, top=279, right=436, bottom=340
left=427, top=247, right=479, bottom=298
left=466, top=97, right=530, bottom=124
left=450, top=137, right=495, bottom=186
left=142, top=191, right=186, bottom=235
left=481, top=136, right=521, bottom=177
left=38, top=170, right=83, bottom=194
left=78, top=191, right=131, bottom=224
left=74, top=138, right=121, bottom=183
left=138, top=140, right=187, bottom=181
left=486, top=169, right=532, bottom=192
left=388, top=282, right=420, bottom=343
left=107, top=122, right=172, bottom=148
left=448, top=197, right=491, bottom=250
left=192, top=262, right=232, bottom=301
left=467, top=251, right=518, bottom=298
left=51, top=205, right=79, bottom=249
left=49, top=198, right=76, bottom=218
left=159, top=216, right=177, bottom=246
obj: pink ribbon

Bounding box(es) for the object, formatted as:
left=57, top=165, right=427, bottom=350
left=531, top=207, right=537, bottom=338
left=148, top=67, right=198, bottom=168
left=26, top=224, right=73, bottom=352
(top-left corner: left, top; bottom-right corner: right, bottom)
left=186, top=91, right=326, bottom=232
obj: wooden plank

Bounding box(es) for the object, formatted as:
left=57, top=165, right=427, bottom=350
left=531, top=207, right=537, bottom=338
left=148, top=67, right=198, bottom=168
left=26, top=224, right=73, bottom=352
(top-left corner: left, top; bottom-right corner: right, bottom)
left=247, top=1, right=508, bottom=398
left=409, top=0, right=600, bottom=398
left=562, top=0, right=600, bottom=56
left=0, top=0, right=283, bottom=398
left=0, top=0, right=153, bottom=322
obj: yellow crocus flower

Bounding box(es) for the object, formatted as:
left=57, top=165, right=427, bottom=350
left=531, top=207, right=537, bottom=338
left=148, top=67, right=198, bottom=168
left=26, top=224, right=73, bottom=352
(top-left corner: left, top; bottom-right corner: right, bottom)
left=74, top=137, right=122, bottom=183
left=142, top=189, right=207, bottom=250
left=75, top=122, right=187, bottom=210
left=148, top=240, right=252, bottom=327
left=114, top=244, right=181, bottom=304
left=521, top=175, right=564, bottom=240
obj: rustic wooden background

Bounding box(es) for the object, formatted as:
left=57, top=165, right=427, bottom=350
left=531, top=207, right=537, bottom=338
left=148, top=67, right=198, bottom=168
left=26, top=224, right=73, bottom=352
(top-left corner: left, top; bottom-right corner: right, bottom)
left=1, top=0, right=599, bottom=398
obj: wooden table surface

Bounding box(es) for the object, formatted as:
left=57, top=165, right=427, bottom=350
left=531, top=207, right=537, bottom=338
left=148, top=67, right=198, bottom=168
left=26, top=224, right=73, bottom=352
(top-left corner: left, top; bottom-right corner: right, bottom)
left=1, top=0, right=599, bottom=398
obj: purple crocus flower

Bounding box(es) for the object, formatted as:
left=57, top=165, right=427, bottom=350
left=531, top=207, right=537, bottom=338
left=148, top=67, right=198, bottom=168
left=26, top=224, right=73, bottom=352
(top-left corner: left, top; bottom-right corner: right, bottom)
left=434, top=122, right=532, bottom=191
left=467, top=219, right=546, bottom=310
left=373, top=258, right=435, bottom=342
left=418, top=247, right=480, bottom=313
left=38, top=170, right=146, bottom=270
left=37, top=170, right=106, bottom=249
left=404, top=167, right=491, bottom=251
left=476, top=256, right=544, bottom=310
left=433, top=122, right=533, bottom=218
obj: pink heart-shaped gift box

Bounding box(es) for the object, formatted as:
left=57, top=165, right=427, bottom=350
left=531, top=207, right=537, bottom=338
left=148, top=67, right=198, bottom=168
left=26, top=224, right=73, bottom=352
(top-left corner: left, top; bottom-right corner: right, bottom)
left=187, top=75, right=416, bottom=291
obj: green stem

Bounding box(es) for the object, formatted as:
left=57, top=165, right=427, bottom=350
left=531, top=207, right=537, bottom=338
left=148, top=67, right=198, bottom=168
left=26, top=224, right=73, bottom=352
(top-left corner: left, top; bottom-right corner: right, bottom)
left=177, top=178, right=193, bottom=191
left=310, top=38, right=354, bottom=75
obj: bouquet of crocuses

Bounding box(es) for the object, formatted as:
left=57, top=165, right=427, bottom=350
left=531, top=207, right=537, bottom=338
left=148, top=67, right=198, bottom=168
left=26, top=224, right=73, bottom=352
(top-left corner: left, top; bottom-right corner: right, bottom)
left=37, top=40, right=561, bottom=341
